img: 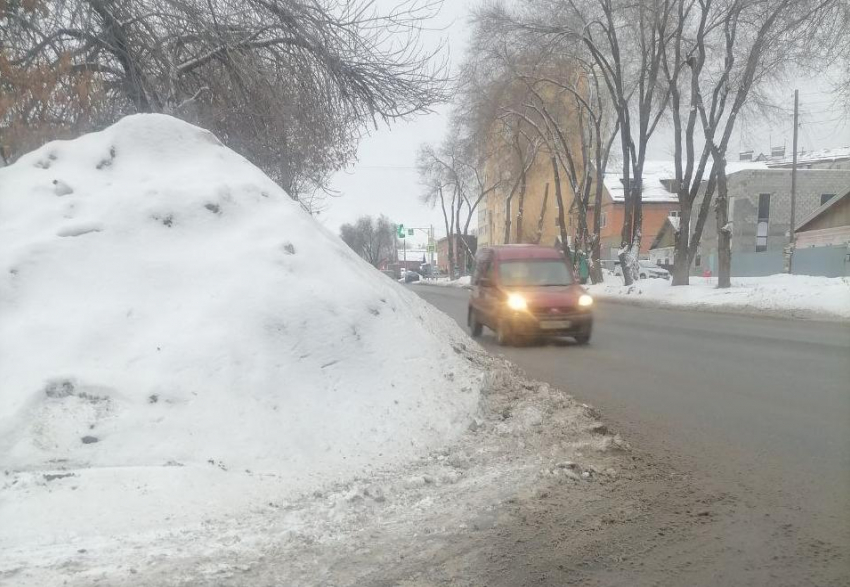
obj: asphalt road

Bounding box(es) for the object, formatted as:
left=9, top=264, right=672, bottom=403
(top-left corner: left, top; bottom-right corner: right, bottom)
left=411, top=285, right=850, bottom=583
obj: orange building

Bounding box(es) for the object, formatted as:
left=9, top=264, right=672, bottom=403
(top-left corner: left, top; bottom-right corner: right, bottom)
left=589, top=161, right=681, bottom=258
left=481, top=158, right=680, bottom=260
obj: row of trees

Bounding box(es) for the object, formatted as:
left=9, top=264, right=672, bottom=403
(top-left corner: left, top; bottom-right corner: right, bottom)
left=419, top=0, right=847, bottom=287
left=1, top=0, right=448, bottom=212
left=339, top=215, right=397, bottom=269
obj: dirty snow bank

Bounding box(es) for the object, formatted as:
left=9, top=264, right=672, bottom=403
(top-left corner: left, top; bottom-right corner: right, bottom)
left=587, top=274, right=850, bottom=320
left=416, top=275, right=473, bottom=289
left=4, top=355, right=629, bottom=586
left=0, top=115, right=483, bottom=562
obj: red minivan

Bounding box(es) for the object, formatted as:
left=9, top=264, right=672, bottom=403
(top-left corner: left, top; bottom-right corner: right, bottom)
left=468, top=245, right=594, bottom=345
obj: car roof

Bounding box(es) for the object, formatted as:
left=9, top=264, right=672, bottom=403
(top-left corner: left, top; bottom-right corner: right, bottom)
left=481, top=245, right=565, bottom=261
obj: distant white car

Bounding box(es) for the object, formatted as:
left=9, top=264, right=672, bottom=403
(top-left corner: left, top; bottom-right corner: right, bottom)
left=613, top=260, right=671, bottom=280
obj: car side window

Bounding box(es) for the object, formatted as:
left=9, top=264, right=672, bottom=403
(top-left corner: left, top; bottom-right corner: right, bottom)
left=474, top=258, right=492, bottom=285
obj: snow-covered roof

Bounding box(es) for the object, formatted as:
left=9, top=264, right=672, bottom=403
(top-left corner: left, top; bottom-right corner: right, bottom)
left=796, top=189, right=849, bottom=232
left=649, top=215, right=681, bottom=250
left=668, top=216, right=681, bottom=231
left=767, top=146, right=850, bottom=167
left=603, top=160, right=768, bottom=203
left=604, top=160, right=678, bottom=202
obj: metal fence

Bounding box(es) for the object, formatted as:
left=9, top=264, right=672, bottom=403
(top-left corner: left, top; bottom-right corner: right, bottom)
left=729, top=245, right=849, bottom=278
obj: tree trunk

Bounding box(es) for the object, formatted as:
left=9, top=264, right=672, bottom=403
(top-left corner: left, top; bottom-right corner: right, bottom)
left=672, top=198, right=691, bottom=285
left=534, top=183, right=549, bottom=245
left=590, top=173, right=605, bottom=284
left=551, top=156, right=573, bottom=271
left=447, top=239, right=455, bottom=279
left=503, top=192, right=513, bottom=244
left=589, top=235, right=603, bottom=284
left=438, top=185, right=452, bottom=278
left=618, top=183, right=642, bottom=286
left=688, top=172, right=717, bottom=264
left=515, top=165, right=528, bottom=243
left=619, top=182, right=635, bottom=286
left=715, top=160, right=731, bottom=288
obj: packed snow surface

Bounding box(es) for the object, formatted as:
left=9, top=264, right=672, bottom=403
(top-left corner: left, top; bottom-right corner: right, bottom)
left=587, top=274, right=850, bottom=320
left=0, top=115, right=483, bottom=556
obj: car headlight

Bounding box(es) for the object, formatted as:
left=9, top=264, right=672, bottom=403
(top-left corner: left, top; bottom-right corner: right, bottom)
left=506, top=293, right=527, bottom=311
left=578, top=294, right=594, bottom=307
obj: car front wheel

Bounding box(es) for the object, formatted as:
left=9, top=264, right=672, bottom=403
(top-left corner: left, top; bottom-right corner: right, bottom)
left=468, top=308, right=483, bottom=338
left=496, top=319, right=512, bottom=346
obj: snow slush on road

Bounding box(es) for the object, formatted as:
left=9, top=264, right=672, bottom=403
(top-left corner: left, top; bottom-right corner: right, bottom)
left=0, top=115, right=627, bottom=585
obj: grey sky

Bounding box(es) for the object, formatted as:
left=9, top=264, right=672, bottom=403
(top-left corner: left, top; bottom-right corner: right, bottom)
left=321, top=1, right=850, bottom=237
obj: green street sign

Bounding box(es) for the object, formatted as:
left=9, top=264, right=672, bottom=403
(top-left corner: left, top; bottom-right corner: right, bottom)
left=427, top=244, right=435, bottom=253
left=408, top=228, right=414, bottom=236
left=397, top=224, right=405, bottom=238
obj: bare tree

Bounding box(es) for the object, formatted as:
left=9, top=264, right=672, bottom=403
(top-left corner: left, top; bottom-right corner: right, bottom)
left=465, top=8, right=619, bottom=282
left=471, top=0, right=672, bottom=285
left=663, top=0, right=844, bottom=287
left=417, top=126, right=501, bottom=277
left=1, top=0, right=448, bottom=208
left=339, top=215, right=397, bottom=268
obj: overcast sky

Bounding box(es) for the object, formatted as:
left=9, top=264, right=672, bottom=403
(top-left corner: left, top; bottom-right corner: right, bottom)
left=320, top=0, right=850, bottom=239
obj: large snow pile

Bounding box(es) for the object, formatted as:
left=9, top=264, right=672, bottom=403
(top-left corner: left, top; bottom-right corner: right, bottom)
left=0, top=115, right=483, bottom=557
left=587, top=274, right=850, bottom=320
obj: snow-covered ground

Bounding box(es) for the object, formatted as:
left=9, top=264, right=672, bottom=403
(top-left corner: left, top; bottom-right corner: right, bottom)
left=587, top=274, right=850, bottom=320
left=0, top=115, right=488, bottom=576
left=416, top=275, right=473, bottom=289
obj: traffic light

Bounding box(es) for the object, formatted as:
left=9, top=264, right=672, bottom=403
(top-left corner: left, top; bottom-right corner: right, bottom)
left=397, top=224, right=405, bottom=238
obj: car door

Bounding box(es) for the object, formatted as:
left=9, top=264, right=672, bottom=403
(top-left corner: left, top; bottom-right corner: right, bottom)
left=471, top=253, right=492, bottom=323
left=477, top=257, right=498, bottom=327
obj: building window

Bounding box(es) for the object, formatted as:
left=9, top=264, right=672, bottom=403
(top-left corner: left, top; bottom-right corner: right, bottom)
left=821, top=193, right=836, bottom=205
left=670, top=210, right=680, bottom=218
left=755, top=193, right=770, bottom=252
left=600, top=212, right=608, bottom=229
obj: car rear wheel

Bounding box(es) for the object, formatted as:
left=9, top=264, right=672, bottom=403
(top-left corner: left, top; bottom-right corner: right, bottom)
left=468, top=308, right=483, bottom=338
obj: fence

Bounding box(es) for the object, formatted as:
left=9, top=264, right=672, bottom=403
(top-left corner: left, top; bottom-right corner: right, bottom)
left=728, top=245, right=849, bottom=278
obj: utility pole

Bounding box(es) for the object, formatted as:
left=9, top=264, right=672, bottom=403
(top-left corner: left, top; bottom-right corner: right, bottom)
left=787, top=89, right=799, bottom=274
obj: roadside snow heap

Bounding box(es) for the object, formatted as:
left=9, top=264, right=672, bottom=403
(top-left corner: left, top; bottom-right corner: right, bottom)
left=587, top=274, right=850, bottom=320
left=0, top=115, right=483, bottom=557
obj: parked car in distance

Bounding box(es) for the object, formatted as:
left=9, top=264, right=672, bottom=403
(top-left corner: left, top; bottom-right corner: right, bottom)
left=468, top=245, right=593, bottom=346
left=400, top=271, right=421, bottom=284
left=612, top=260, right=671, bottom=280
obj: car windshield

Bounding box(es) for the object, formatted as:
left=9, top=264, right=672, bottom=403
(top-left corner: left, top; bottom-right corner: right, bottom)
left=640, top=261, right=658, bottom=268
left=499, top=260, right=574, bottom=287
